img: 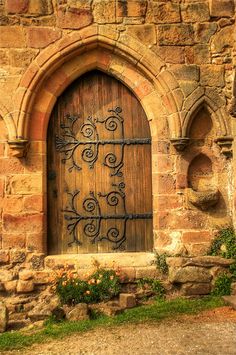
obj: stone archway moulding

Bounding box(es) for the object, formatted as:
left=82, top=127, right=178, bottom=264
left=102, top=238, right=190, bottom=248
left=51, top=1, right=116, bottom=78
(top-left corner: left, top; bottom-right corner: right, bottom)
left=2, top=25, right=231, bottom=155
left=7, top=25, right=183, bottom=147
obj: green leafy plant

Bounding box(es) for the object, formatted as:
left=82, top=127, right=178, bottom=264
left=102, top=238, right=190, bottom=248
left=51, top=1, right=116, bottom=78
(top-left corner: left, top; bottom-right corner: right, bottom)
left=155, top=253, right=169, bottom=274
left=54, top=268, right=121, bottom=306
left=208, top=228, right=236, bottom=259
left=137, top=277, right=165, bottom=299
left=211, top=273, right=232, bottom=296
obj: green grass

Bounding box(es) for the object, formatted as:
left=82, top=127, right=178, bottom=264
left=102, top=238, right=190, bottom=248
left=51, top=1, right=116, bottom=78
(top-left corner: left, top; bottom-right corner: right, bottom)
left=0, top=296, right=224, bottom=351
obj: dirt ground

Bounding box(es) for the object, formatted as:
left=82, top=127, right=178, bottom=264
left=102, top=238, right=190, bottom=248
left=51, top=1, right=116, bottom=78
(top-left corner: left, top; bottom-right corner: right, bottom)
left=3, top=306, right=236, bottom=355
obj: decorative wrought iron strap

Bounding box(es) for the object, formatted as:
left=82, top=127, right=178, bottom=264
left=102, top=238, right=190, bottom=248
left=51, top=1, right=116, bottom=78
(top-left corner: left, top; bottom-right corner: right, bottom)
left=55, top=107, right=151, bottom=176
left=63, top=183, right=152, bottom=250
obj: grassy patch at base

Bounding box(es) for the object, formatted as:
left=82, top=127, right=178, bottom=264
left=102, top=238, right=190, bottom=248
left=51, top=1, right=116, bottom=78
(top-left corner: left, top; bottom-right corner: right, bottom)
left=0, top=296, right=224, bottom=351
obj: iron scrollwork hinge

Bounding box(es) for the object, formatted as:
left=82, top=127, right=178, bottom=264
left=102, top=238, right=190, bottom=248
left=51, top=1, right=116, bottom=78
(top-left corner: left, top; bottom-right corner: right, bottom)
left=63, top=183, right=152, bottom=250
left=55, top=107, right=151, bottom=177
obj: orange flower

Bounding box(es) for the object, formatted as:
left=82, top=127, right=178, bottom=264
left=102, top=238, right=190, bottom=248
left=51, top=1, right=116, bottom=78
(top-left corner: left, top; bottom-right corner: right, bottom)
left=110, top=275, right=114, bottom=280
left=96, top=279, right=101, bottom=284
left=85, top=290, right=90, bottom=295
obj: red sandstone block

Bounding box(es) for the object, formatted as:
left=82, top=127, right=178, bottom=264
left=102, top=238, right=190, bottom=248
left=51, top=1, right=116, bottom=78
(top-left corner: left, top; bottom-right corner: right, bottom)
left=26, top=233, right=45, bottom=253
left=27, top=27, right=62, bottom=49
left=156, top=174, right=176, bottom=194
left=24, top=195, right=43, bottom=212
left=17, top=280, right=34, bottom=293
left=2, top=196, right=24, bottom=213
left=44, top=69, right=69, bottom=97
left=0, top=158, right=24, bottom=175
left=3, top=213, right=44, bottom=233
left=0, top=27, right=26, bottom=48
left=182, top=231, right=214, bottom=244
left=0, top=250, right=9, bottom=264
left=57, top=8, right=93, bottom=29
left=6, top=0, right=28, bottom=14
left=2, top=233, right=26, bottom=249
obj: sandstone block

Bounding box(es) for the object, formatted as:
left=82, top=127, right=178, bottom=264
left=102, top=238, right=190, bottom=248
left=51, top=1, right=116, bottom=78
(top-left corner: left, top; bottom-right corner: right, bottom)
left=200, top=65, right=225, bottom=87
left=211, top=27, right=234, bottom=53
left=28, top=302, right=52, bottom=320
left=135, top=267, right=161, bottom=279
left=26, top=233, right=45, bottom=253
left=2, top=196, right=24, bottom=213
left=10, top=250, right=26, bottom=264
left=4, top=280, right=17, bottom=293
left=0, top=177, right=5, bottom=198
left=0, top=303, right=8, bottom=333
left=28, top=0, right=53, bottom=15
left=210, top=0, right=235, bottom=17
left=33, top=271, right=50, bottom=284
left=19, top=270, right=33, bottom=281
left=94, top=0, right=120, bottom=23
left=157, top=24, right=194, bottom=46
left=0, top=28, right=26, bottom=48
left=2, top=234, right=26, bottom=249
left=117, top=0, right=147, bottom=18
left=28, top=253, right=45, bottom=270
left=6, top=0, right=28, bottom=14
left=57, top=8, right=93, bottom=29
left=153, top=2, right=180, bottom=23
left=27, top=27, right=61, bottom=49
left=0, top=250, right=9, bottom=264
left=156, top=46, right=184, bottom=64
left=172, top=64, right=200, bottom=81
left=169, top=266, right=212, bottom=283
left=182, top=231, right=213, bottom=244
left=9, top=49, right=37, bottom=68
left=194, top=44, right=210, bottom=64
left=64, top=303, right=89, bottom=321
left=7, top=174, right=42, bottom=195
left=3, top=213, right=44, bottom=234
left=17, top=280, right=34, bottom=293
left=0, top=270, right=15, bottom=282
left=181, top=282, right=211, bottom=296
left=156, top=174, right=176, bottom=194
left=119, top=293, right=136, bottom=309
left=0, top=158, right=24, bottom=175
left=194, top=22, right=217, bottom=43
left=126, top=24, right=156, bottom=45
left=24, top=195, right=43, bottom=212
left=181, top=3, right=210, bottom=22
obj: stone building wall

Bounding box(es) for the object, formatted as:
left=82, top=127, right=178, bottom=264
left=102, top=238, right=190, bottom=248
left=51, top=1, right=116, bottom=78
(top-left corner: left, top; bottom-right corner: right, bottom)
left=0, top=0, right=235, bottom=303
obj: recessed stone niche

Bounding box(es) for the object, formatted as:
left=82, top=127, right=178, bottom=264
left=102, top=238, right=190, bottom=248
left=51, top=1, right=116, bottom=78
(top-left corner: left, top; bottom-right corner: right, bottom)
left=187, top=154, right=219, bottom=210
left=189, top=106, right=214, bottom=141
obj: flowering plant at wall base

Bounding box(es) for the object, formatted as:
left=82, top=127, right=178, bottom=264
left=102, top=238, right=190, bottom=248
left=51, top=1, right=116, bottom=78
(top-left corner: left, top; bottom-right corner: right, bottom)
left=53, top=268, right=121, bottom=305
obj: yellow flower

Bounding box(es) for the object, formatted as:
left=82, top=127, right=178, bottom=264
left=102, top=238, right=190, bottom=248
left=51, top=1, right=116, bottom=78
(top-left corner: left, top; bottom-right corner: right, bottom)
left=85, top=290, right=91, bottom=295
left=110, top=275, right=114, bottom=280
left=96, top=279, right=101, bottom=284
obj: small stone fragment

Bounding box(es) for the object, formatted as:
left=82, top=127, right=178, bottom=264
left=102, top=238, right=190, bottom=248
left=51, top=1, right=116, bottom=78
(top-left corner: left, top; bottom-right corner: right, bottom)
left=119, top=293, right=136, bottom=309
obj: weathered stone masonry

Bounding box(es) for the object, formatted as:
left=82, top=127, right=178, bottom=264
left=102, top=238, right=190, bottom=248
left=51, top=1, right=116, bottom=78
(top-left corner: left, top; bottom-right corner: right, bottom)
left=0, top=0, right=236, bottom=316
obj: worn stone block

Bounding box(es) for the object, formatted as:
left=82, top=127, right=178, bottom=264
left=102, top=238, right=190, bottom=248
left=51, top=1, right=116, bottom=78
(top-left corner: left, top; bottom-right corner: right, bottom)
left=93, top=0, right=117, bottom=24
left=3, top=214, right=44, bottom=234
left=6, top=0, right=28, bottom=14
left=153, top=2, right=180, bottom=23
left=64, top=303, right=89, bottom=321
left=2, top=234, right=26, bottom=249
left=181, top=3, right=210, bottom=22
left=17, top=280, right=34, bottom=293
left=211, top=27, right=234, bottom=53
left=0, top=250, right=9, bottom=264
left=0, top=270, right=14, bottom=282
left=194, top=44, right=211, bottom=64
left=182, top=282, right=211, bottom=295
left=19, top=270, right=33, bottom=281
left=28, top=0, right=53, bottom=15
left=27, top=28, right=61, bottom=49
left=169, top=266, right=212, bottom=283
left=117, top=0, right=147, bottom=18
left=210, top=0, right=235, bottom=17
left=57, top=8, right=93, bottom=29
left=194, top=22, right=217, bottom=43
left=24, top=195, right=43, bottom=212
left=4, top=280, right=17, bottom=293
left=0, top=28, right=26, bottom=48
left=119, top=293, right=136, bottom=309
left=7, top=175, right=42, bottom=195
left=157, top=24, right=194, bottom=46
left=10, top=250, right=26, bottom=264
left=126, top=25, right=156, bottom=45
left=172, top=64, right=200, bottom=81
left=200, top=65, right=225, bottom=87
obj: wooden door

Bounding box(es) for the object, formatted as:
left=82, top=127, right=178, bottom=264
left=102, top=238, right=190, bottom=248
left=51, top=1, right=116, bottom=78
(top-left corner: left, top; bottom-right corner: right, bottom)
left=47, top=70, right=153, bottom=254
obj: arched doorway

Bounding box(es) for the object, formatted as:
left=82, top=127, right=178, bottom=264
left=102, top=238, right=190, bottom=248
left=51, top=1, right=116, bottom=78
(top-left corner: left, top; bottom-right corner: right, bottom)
left=47, top=70, right=153, bottom=254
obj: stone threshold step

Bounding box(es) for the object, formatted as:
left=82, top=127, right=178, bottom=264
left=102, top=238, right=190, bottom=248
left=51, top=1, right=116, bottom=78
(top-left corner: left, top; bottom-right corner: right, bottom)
left=222, top=296, right=236, bottom=310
